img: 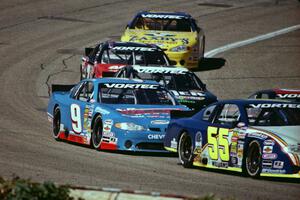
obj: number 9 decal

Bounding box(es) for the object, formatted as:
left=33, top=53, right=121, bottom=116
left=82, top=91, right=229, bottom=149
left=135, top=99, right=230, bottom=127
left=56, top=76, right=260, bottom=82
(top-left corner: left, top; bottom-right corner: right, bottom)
left=71, top=104, right=82, bottom=134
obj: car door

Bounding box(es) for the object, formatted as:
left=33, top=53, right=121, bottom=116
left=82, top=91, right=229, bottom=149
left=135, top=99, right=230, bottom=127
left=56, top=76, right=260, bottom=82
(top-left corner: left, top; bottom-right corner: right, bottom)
left=205, top=103, right=241, bottom=167
left=69, top=81, right=95, bottom=135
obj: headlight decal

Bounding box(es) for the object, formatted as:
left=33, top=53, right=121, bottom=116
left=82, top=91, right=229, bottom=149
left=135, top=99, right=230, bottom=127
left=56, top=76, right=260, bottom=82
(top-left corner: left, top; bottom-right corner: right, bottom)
left=115, top=122, right=145, bottom=131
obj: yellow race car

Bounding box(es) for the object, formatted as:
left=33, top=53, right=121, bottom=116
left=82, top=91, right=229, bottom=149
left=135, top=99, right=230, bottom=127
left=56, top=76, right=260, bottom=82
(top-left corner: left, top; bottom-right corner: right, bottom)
left=121, top=11, right=205, bottom=69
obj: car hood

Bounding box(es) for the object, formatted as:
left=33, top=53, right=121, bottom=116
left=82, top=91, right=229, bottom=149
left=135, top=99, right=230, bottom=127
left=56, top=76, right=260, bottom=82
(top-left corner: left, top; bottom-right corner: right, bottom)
left=122, top=29, right=197, bottom=50
left=106, top=104, right=188, bottom=121
left=252, top=126, right=300, bottom=145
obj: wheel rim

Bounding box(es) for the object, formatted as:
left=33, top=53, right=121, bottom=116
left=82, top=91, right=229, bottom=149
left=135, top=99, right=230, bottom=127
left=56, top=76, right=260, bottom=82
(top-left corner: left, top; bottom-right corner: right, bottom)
left=246, top=141, right=261, bottom=176
left=53, top=109, right=60, bottom=138
left=179, top=134, right=192, bottom=163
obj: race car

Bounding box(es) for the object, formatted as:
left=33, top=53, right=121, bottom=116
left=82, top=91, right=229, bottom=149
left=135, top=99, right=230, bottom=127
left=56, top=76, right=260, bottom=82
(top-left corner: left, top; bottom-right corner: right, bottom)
left=249, top=89, right=300, bottom=102
left=80, top=41, right=171, bottom=79
left=114, top=65, right=217, bottom=111
left=164, top=99, right=300, bottom=178
left=121, top=11, right=205, bottom=69
left=47, top=78, right=189, bottom=152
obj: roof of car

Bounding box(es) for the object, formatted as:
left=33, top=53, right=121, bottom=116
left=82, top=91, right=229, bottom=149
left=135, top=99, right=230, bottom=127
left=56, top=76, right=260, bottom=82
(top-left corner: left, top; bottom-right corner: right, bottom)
left=215, top=99, right=298, bottom=105
left=252, top=88, right=300, bottom=94
left=90, top=77, right=160, bottom=85
left=137, top=11, right=192, bottom=18
left=103, top=41, right=161, bottom=49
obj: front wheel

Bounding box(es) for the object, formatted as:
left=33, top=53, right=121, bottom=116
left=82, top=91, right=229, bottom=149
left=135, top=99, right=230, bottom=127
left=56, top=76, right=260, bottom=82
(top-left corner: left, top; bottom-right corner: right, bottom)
left=91, top=116, right=103, bottom=149
left=244, top=140, right=262, bottom=177
left=53, top=107, right=61, bottom=141
left=178, top=132, right=193, bottom=168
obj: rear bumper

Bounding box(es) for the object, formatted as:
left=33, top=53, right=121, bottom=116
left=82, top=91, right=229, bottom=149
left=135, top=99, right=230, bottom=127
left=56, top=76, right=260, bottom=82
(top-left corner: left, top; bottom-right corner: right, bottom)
left=167, top=51, right=200, bottom=68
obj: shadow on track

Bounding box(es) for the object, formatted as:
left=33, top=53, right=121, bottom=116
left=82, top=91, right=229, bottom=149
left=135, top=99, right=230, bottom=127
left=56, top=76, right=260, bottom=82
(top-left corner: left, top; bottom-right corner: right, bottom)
left=191, top=57, right=226, bottom=72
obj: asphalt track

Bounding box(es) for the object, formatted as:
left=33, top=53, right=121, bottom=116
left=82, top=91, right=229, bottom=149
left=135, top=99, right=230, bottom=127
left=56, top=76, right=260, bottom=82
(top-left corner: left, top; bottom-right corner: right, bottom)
left=0, top=0, right=299, bottom=199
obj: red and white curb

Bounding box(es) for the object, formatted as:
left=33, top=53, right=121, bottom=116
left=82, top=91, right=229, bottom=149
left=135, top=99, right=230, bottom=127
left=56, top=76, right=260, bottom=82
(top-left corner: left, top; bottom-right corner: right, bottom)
left=204, top=24, right=300, bottom=58
left=69, top=186, right=198, bottom=200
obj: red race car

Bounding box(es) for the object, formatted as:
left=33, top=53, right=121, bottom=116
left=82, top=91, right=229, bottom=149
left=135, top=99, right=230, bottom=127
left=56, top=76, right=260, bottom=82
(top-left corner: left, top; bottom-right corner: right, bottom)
left=80, top=41, right=172, bottom=79
left=249, top=89, right=300, bottom=102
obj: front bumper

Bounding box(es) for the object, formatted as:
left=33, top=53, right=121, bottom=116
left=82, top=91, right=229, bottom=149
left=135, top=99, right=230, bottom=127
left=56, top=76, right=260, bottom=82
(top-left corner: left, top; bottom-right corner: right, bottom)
left=101, top=129, right=168, bottom=153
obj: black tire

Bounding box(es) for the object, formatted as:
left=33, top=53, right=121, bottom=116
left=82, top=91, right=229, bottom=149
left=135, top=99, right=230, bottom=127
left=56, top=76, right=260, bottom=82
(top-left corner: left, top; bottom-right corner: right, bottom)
left=80, top=64, right=83, bottom=80
left=53, top=107, right=61, bottom=141
left=200, top=35, right=205, bottom=59
left=244, top=140, right=262, bottom=177
left=178, top=132, right=193, bottom=168
left=91, top=116, right=103, bottom=149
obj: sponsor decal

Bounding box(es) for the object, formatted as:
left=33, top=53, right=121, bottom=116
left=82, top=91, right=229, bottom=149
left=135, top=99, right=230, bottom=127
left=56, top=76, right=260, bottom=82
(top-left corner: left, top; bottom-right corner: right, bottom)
left=263, top=146, right=273, bottom=154
left=135, top=67, right=187, bottom=74
left=262, top=169, right=286, bottom=174
left=264, top=139, right=275, bottom=146
left=249, top=103, right=300, bottom=109
left=103, top=132, right=114, bottom=137
left=238, top=132, right=246, bottom=139
left=112, top=46, right=158, bottom=52
left=230, top=132, right=239, bottom=155
left=212, top=161, right=228, bottom=168
left=237, top=142, right=244, bottom=158
left=248, top=132, right=268, bottom=139
left=231, top=157, right=237, bottom=165
left=170, top=138, right=177, bottom=148
left=104, top=83, right=158, bottom=89
left=170, top=90, right=206, bottom=97
left=178, top=99, right=195, bottom=104
left=262, top=160, right=273, bottom=168
left=141, top=14, right=186, bottom=19
left=102, top=136, right=117, bottom=144
left=195, top=131, right=202, bottom=148
left=95, top=107, right=110, bottom=115
left=108, top=65, right=124, bottom=70
left=145, top=33, right=176, bottom=37
left=148, top=134, right=165, bottom=140
left=151, top=120, right=169, bottom=125
left=129, top=36, right=189, bottom=45
left=103, top=119, right=113, bottom=133
left=273, top=161, right=284, bottom=169
left=262, top=153, right=277, bottom=160
left=277, top=94, right=300, bottom=99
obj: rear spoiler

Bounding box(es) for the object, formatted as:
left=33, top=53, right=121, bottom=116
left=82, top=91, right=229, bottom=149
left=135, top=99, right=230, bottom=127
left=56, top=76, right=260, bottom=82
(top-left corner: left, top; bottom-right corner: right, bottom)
left=170, top=110, right=197, bottom=119
left=85, top=47, right=94, bottom=56
left=52, top=84, right=75, bottom=93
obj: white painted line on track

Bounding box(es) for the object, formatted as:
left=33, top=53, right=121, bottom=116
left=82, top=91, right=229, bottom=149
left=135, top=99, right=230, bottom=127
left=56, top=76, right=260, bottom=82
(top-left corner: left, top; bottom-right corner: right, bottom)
left=204, top=24, right=300, bottom=58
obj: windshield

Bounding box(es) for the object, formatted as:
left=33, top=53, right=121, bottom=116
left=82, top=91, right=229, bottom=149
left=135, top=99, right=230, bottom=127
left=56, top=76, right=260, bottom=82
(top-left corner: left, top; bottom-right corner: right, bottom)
left=99, top=83, right=176, bottom=105
left=134, top=72, right=204, bottom=91
left=246, top=104, right=300, bottom=126
left=130, top=16, right=192, bottom=32
left=101, top=48, right=168, bottom=65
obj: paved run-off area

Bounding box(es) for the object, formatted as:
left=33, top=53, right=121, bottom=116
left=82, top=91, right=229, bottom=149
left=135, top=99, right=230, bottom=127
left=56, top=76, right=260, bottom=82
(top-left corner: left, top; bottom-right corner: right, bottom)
left=0, top=0, right=299, bottom=199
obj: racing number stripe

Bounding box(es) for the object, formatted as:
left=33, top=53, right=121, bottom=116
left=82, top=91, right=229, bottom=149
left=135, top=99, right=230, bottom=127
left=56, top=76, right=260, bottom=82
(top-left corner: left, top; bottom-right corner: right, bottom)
left=207, top=126, right=230, bottom=161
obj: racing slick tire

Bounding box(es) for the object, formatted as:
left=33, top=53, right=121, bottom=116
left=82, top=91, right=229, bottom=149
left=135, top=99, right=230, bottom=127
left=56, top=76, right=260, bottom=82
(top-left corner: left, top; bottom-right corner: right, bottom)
left=244, top=140, right=262, bottom=177
left=91, top=115, right=103, bottom=150
left=53, top=107, right=61, bottom=141
left=200, top=36, right=205, bottom=59
left=178, top=132, right=194, bottom=168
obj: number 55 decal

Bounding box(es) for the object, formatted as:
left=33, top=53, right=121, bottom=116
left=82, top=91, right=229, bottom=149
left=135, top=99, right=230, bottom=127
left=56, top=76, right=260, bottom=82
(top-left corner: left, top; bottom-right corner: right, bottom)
left=70, top=104, right=82, bottom=134
left=207, top=126, right=229, bottom=161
